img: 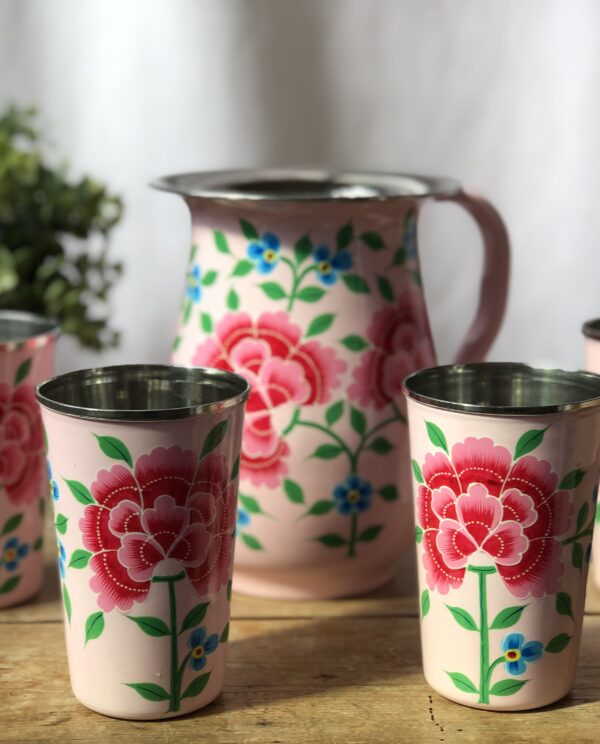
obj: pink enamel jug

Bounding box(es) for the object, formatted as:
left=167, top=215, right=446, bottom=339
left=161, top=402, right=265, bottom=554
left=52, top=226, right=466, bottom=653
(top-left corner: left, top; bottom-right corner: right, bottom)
left=154, top=170, right=510, bottom=599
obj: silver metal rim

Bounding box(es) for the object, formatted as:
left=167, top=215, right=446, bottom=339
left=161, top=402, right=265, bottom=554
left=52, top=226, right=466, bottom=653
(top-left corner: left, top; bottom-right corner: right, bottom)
left=0, top=310, right=59, bottom=352
left=403, top=362, right=600, bottom=416
left=151, top=169, right=461, bottom=202
left=36, top=364, right=250, bottom=422
left=582, top=319, right=600, bottom=341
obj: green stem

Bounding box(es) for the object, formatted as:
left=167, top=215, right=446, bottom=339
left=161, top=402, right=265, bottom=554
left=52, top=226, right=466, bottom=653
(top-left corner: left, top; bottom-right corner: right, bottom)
left=348, top=513, right=358, bottom=558
left=562, top=517, right=595, bottom=545
left=485, top=656, right=505, bottom=693
left=468, top=565, right=496, bottom=704
left=354, top=412, right=406, bottom=464
left=390, top=399, right=407, bottom=424
left=285, top=263, right=317, bottom=311
left=296, top=419, right=356, bottom=470
left=168, top=577, right=180, bottom=712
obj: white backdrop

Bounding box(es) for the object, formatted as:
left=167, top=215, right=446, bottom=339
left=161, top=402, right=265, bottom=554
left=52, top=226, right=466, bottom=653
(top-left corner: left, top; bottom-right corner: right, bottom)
left=1, top=0, right=599, bottom=373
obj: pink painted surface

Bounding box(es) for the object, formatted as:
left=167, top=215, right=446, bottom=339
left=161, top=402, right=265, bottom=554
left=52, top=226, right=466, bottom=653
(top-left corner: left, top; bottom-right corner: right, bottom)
left=584, top=332, right=600, bottom=589
left=0, top=335, right=56, bottom=609
left=171, top=187, right=510, bottom=598
left=40, top=404, right=244, bottom=720
left=406, top=397, right=600, bottom=711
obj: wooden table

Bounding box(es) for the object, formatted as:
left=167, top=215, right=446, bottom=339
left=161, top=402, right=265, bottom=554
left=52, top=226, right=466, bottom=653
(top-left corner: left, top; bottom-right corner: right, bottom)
left=2, top=534, right=600, bottom=744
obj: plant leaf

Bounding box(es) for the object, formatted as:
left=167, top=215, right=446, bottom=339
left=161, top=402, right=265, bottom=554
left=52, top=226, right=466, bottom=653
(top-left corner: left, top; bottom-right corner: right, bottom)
left=94, top=435, right=133, bottom=467
left=0, top=575, right=20, bottom=594
left=358, top=525, right=382, bottom=542
left=226, top=288, right=239, bottom=310
left=415, top=525, right=423, bottom=543
left=1, top=513, right=22, bottom=536
left=283, top=478, right=304, bottom=504
left=201, top=270, right=218, bottom=286
left=546, top=633, right=572, bottom=653
left=227, top=580, right=232, bottom=602
left=336, top=223, right=354, bottom=251
left=239, top=493, right=263, bottom=514
left=297, top=286, right=325, bottom=303
left=577, top=502, right=589, bottom=531
left=342, top=274, right=370, bottom=293
left=182, top=299, right=193, bottom=325
left=55, top=513, right=69, bottom=535
left=230, top=455, right=240, bottom=482
left=214, top=230, right=231, bottom=254
left=446, top=605, right=478, bottom=631
left=259, top=282, right=287, bottom=300
left=490, top=605, right=528, bottom=630
left=181, top=673, right=211, bottom=700
left=85, top=611, right=105, bottom=644
left=340, top=335, right=369, bottom=351
left=425, top=421, right=449, bottom=454
left=421, top=589, right=430, bottom=618
left=311, top=444, right=343, bottom=459
left=559, top=469, right=586, bottom=490
left=240, top=533, right=263, bottom=550
left=361, top=231, right=385, bottom=251
left=572, top=542, right=583, bottom=569
left=68, top=549, right=92, bottom=569
left=350, top=406, right=367, bottom=436
left=200, top=420, right=229, bottom=459
left=200, top=312, right=213, bottom=333
left=369, top=437, right=393, bottom=454
left=489, top=679, right=528, bottom=697
left=392, top=247, right=406, bottom=266
left=514, top=428, right=547, bottom=459
left=306, top=500, right=334, bottom=516
left=64, top=479, right=94, bottom=505
left=240, top=219, right=259, bottom=240
left=231, top=259, right=254, bottom=277
left=63, top=583, right=72, bottom=624
left=125, top=682, right=170, bottom=702
left=446, top=671, right=478, bottom=694
left=126, top=615, right=170, bottom=637
left=33, top=536, right=43, bottom=551
left=316, top=533, right=346, bottom=548
left=325, top=401, right=344, bottom=427
left=294, top=235, right=312, bottom=264
left=377, top=275, right=394, bottom=302
left=220, top=622, right=230, bottom=643
left=556, top=592, right=574, bottom=621
left=180, top=602, right=210, bottom=633
left=411, top=460, right=424, bottom=484
left=14, top=358, right=32, bottom=385
left=378, top=485, right=399, bottom=501
left=306, top=313, right=335, bottom=338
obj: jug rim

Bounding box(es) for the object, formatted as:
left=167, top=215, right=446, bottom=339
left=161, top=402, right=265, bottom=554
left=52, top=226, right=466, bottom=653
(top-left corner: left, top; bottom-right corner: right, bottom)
left=150, top=169, right=461, bottom=202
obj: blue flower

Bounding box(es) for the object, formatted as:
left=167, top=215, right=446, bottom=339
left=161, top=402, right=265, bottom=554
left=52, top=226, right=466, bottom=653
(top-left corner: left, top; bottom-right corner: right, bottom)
left=57, top=540, right=66, bottom=580
left=47, top=461, right=59, bottom=501
left=188, top=626, right=219, bottom=671
left=2, top=536, right=28, bottom=571
left=247, top=233, right=281, bottom=274
left=403, top=212, right=417, bottom=260
left=237, top=508, right=251, bottom=529
left=313, top=245, right=352, bottom=285
left=186, top=265, right=202, bottom=303
left=502, top=633, right=543, bottom=675
left=333, top=475, right=373, bottom=515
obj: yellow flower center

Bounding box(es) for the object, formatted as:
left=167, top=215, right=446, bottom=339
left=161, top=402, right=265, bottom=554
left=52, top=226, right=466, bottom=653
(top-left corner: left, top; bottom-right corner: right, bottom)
left=346, top=489, right=361, bottom=503
left=192, top=646, right=205, bottom=659
left=263, top=249, right=277, bottom=263
left=504, top=649, right=521, bottom=662
left=319, top=261, right=332, bottom=274
left=4, top=548, right=17, bottom=562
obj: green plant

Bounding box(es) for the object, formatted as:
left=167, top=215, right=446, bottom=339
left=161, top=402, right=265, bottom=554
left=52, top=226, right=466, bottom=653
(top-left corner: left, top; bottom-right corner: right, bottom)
left=0, top=105, right=123, bottom=349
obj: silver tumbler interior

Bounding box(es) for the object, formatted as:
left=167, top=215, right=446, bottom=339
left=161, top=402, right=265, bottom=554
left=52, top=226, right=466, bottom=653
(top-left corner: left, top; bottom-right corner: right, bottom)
left=0, top=310, right=59, bottom=346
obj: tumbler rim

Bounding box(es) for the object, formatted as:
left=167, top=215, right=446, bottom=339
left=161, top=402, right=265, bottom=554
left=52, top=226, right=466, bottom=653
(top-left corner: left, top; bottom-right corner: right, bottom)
left=582, top=318, right=600, bottom=341
left=0, top=310, right=59, bottom=352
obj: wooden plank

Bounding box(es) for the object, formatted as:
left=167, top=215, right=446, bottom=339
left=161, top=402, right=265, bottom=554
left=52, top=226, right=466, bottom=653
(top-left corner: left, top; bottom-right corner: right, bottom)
left=1, top=616, right=600, bottom=744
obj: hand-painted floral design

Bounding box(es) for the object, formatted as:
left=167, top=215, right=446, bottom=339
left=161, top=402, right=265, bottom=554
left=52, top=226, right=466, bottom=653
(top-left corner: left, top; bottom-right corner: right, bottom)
left=57, top=539, right=66, bottom=579
left=502, top=633, right=543, bottom=675
left=48, top=461, right=60, bottom=501
left=313, top=244, right=352, bottom=285
left=247, top=232, right=281, bottom=274
left=0, top=383, right=45, bottom=505
left=192, top=312, right=345, bottom=487
left=348, top=288, right=435, bottom=409
left=186, top=265, right=202, bottom=303
left=333, top=475, right=372, bottom=515
left=2, top=536, right=28, bottom=571
left=188, top=626, right=219, bottom=671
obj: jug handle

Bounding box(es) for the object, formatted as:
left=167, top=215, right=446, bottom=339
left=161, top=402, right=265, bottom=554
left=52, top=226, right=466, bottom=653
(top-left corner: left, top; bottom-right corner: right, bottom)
left=436, top=190, right=510, bottom=363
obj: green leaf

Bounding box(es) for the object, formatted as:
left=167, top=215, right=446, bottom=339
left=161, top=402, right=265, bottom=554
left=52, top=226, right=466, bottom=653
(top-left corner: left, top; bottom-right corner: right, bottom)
left=240, top=219, right=259, bottom=240
left=84, top=611, right=105, bottom=644
left=231, top=259, right=254, bottom=277
left=1, top=513, right=22, bottom=536
left=227, top=579, right=232, bottom=602
left=0, top=575, right=20, bottom=594
left=311, top=444, right=343, bottom=459
left=421, top=589, right=430, bottom=618
left=172, top=335, right=181, bottom=352
left=68, top=549, right=92, bottom=569
left=316, top=533, right=346, bottom=548
left=446, top=605, right=478, bottom=631
left=560, top=469, right=586, bottom=490
left=220, top=622, right=230, bottom=643
left=125, top=682, right=170, bottom=702
left=294, top=235, right=313, bottom=265
left=378, top=485, right=399, bottom=502
left=350, top=406, right=367, bottom=436
left=425, top=421, right=449, bottom=454
left=200, top=312, right=213, bottom=333
left=490, top=605, right=528, bottom=630
left=39, top=496, right=46, bottom=516
left=202, top=270, right=218, bottom=286
left=446, top=671, right=478, bottom=694
left=546, top=633, right=572, bottom=653
left=411, top=460, right=424, bottom=484
left=55, top=513, right=68, bottom=535
left=336, top=223, right=354, bottom=251
left=361, top=231, right=385, bottom=251
left=358, top=525, right=382, bottom=542
left=297, top=286, right=325, bottom=303
left=340, top=335, right=369, bottom=351
left=283, top=478, right=304, bottom=504
left=182, top=299, right=193, bottom=325
left=306, top=500, right=334, bottom=516
left=230, top=455, right=240, bottom=482
left=226, top=288, right=239, bottom=310
left=342, top=274, right=370, bottom=293
left=514, top=428, right=547, bottom=459
left=200, top=420, right=229, bottom=459
left=325, top=401, right=344, bottom=427
left=572, top=542, right=583, bottom=569
left=126, top=615, right=170, bottom=637
left=411, top=269, right=422, bottom=286
left=180, top=602, right=210, bottom=633
left=392, top=247, right=406, bottom=266
left=368, top=437, right=393, bottom=455
left=376, top=275, right=394, bottom=302
left=189, top=244, right=198, bottom=262
left=306, top=313, right=335, bottom=338
left=556, top=592, right=574, bottom=621
left=259, top=282, right=287, bottom=300
left=577, top=502, right=589, bottom=531
left=64, top=479, right=94, bottom=505
left=415, top=525, right=423, bottom=543
left=240, top=533, right=263, bottom=550
left=33, top=536, right=43, bottom=551
left=489, top=679, right=528, bottom=697
left=94, top=435, right=133, bottom=467
left=214, top=230, right=231, bottom=254
left=181, top=673, right=211, bottom=700
left=63, top=583, right=72, bottom=624
left=239, top=493, right=263, bottom=514
left=14, top=358, right=32, bottom=385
